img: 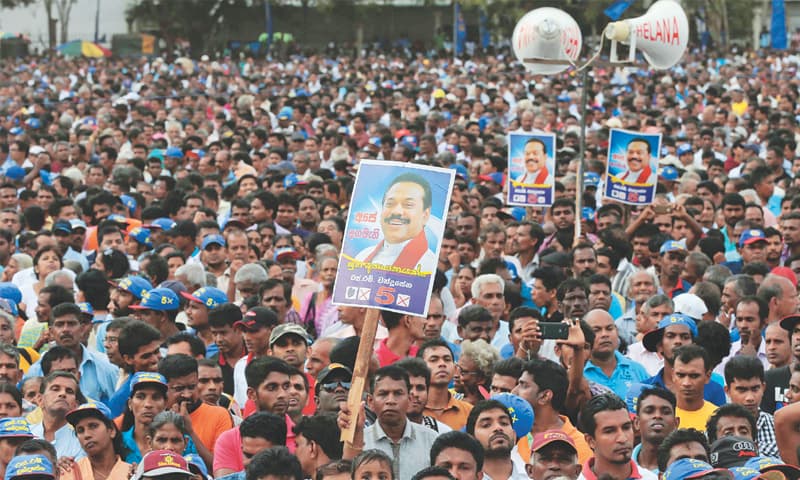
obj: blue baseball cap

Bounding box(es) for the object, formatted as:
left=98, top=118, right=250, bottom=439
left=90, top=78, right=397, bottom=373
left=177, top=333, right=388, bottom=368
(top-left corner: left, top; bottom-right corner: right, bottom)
left=69, top=219, right=87, bottom=231
left=0, top=418, right=33, bottom=439
left=664, top=458, right=733, bottom=480
left=556, top=93, right=571, bottom=102
left=625, top=382, right=650, bottom=413
left=5, top=454, right=55, bottom=480
left=201, top=234, right=226, bottom=250
left=581, top=207, right=595, bottom=223
left=283, top=173, right=307, bottom=189
left=584, top=172, right=601, bottom=188
left=0, top=283, right=22, bottom=305
left=677, top=143, right=693, bottom=155
left=120, top=194, right=137, bottom=216
left=147, top=149, right=164, bottom=161
left=105, top=214, right=130, bottom=225
left=659, top=239, right=687, bottom=255
left=744, top=456, right=800, bottom=478
left=0, top=298, right=18, bottom=317
left=130, top=372, right=168, bottom=395
left=5, top=165, right=25, bottom=181
left=180, top=287, right=227, bottom=309
left=128, top=287, right=180, bottom=311
left=729, top=467, right=761, bottom=480
left=146, top=217, right=176, bottom=231
left=165, top=147, right=183, bottom=158
left=449, top=163, right=468, bottom=180
left=112, top=276, right=153, bottom=300
left=643, top=313, right=698, bottom=352
left=739, top=229, right=767, bottom=248
left=77, top=302, right=94, bottom=318
left=278, top=107, right=293, bottom=120
left=128, top=227, right=153, bottom=249
left=184, top=454, right=209, bottom=479
left=661, top=165, right=680, bottom=181
left=491, top=393, right=534, bottom=441
left=66, top=402, right=112, bottom=427
left=52, top=219, right=72, bottom=235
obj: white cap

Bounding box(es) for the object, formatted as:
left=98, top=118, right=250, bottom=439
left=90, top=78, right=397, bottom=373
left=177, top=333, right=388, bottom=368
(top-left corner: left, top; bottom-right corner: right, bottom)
left=673, top=293, right=708, bottom=320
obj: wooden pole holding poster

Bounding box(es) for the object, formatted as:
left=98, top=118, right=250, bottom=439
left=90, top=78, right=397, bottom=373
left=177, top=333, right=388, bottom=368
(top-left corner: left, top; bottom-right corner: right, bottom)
left=574, top=69, right=589, bottom=247
left=340, top=308, right=380, bottom=443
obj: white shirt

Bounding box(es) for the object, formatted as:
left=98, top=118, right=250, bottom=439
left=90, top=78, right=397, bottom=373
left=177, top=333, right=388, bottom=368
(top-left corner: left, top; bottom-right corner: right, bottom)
left=30, top=421, right=86, bottom=460
left=627, top=342, right=664, bottom=377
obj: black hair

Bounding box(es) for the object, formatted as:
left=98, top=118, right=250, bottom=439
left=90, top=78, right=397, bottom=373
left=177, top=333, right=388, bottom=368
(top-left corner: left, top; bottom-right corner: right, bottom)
left=240, top=411, right=287, bottom=446
left=246, top=446, right=303, bottom=480
left=522, top=359, right=568, bottom=410
left=430, top=431, right=485, bottom=472
left=724, top=355, right=765, bottom=385
left=657, top=428, right=710, bottom=471
left=371, top=365, right=411, bottom=393
left=165, top=332, right=206, bottom=358
left=556, top=278, right=589, bottom=303
left=465, top=399, right=511, bottom=436
left=49, top=303, right=82, bottom=326
left=695, top=321, right=731, bottom=370
left=158, top=354, right=198, bottom=382
left=706, top=403, right=757, bottom=444
left=292, top=414, right=344, bottom=461
left=14, top=439, right=57, bottom=464
left=492, top=357, right=525, bottom=381
left=245, top=357, right=293, bottom=390
left=40, top=346, right=78, bottom=375
left=384, top=172, right=432, bottom=210
left=352, top=450, right=395, bottom=479
left=636, top=387, right=677, bottom=415
left=670, top=344, right=711, bottom=370
left=75, top=269, right=111, bottom=311
left=508, top=307, right=543, bottom=333
left=208, top=303, right=243, bottom=328
left=457, top=305, right=493, bottom=328
left=118, top=319, right=161, bottom=359
left=40, top=285, right=74, bottom=309
left=416, top=338, right=455, bottom=360
left=579, top=393, right=628, bottom=436
left=411, top=467, right=456, bottom=480
left=395, top=357, right=431, bottom=387
left=0, top=383, right=22, bottom=411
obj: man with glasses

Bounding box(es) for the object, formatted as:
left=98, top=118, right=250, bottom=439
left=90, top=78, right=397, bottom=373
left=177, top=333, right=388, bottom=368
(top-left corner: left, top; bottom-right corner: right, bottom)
left=314, top=363, right=352, bottom=415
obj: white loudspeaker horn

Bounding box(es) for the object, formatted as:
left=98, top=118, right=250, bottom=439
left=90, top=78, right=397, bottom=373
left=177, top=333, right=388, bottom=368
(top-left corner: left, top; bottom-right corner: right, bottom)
left=605, top=0, right=689, bottom=70
left=512, top=7, right=582, bottom=75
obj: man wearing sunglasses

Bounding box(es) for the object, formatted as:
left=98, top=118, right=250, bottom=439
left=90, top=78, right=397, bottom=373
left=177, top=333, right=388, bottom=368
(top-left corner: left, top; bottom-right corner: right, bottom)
left=315, top=362, right=353, bottom=414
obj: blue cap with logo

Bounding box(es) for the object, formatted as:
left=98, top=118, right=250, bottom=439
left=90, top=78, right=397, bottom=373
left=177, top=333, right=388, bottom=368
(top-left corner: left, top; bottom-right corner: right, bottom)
left=113, top=276, right=153, bottom=300
left=180, top=287, right=227, bottom=309
left=120, top=194, right=137, bottom=216
left=128, top=227, right=153, bottom=249
left=4, top=454, right=55, bottom=480
left=283, top=173, right=307, bottom=189
left=643, top=313, right=698, bottom=352
left=66, top=402, right=112, bottom=427
left=584, top=172, right=601, bottom=188
left=165, top=147, right=183, bottom=158
left=52, top=219, right=72, bottom=234
left=664, top=458, right=733, bottom=480
left=77, top=302, right=95, bottom=319
left=743, top=456, right=800, bottom=478
left=661, top=165, right=680, bottom=181
left=130, top=372, right=168, bottom=395
left=491, top=393, right=534, bottom=441
left=201, top=234, right=226, bottom=250
left=659, top=239, right=688, bottom=255
left=128, top=287, right=180, bottom=311
left=581, top=207, right=595, bottom=223
left=0, top=418, right=33, bottom=439
left=146, top=218, right=176, bottom=231
left=184, top=453, right=209, bottom=479
left=738, top=229, right=767, bottom=248
left=0, top=283, right=22, bottom=306
left=677, top=143, right=693, bottom=156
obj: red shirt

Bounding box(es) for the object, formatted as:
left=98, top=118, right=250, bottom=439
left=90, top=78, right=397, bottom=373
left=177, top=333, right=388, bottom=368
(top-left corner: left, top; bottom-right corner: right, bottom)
left=375, top=337, right=419, bottom=367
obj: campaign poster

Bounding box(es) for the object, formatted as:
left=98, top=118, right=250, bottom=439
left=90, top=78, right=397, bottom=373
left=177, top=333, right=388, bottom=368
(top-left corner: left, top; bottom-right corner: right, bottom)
left=507, top=132, right=556, bottom=207
left=604, top=128, right=661, bottom=206
left=332, top=160, right=455, bottom=317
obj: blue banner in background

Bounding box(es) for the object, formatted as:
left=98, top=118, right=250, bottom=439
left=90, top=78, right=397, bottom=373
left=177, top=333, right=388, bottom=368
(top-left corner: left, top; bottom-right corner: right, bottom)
left=772, top=0, right=788, bottom=49
left=455, top=2, right=466, bottom=55
left=479, top=9, right=490, bottom=48
left=604, top=0, right=634, bottom=21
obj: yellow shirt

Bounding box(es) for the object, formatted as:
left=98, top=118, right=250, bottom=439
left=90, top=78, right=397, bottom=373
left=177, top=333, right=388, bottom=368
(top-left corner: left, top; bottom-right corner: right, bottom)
left=60, top=456, right=130, bottom=480
left=676, top=401, right=718, bottom=431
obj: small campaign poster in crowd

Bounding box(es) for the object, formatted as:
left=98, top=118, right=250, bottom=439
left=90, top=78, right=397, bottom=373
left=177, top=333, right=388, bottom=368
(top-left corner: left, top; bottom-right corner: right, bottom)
left=332, top=160, right=455, bottom=317
left=507, top=132, right=556, bottom=207
left=603, top=128, right=661, bottom=206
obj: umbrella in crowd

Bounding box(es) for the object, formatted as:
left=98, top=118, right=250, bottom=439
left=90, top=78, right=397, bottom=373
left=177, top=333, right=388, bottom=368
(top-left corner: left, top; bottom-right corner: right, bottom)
left=56, top=40, right=111, bottom=58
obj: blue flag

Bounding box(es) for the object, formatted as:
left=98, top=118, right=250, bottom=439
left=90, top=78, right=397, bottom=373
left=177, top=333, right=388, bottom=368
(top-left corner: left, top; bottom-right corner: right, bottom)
left=479, top=9, right=490, bottom=49
left=772, top=0, right=787, bottom=49
left=455, top=2, right=466, bottom=55
left=604, top=0, right=634, bottom=21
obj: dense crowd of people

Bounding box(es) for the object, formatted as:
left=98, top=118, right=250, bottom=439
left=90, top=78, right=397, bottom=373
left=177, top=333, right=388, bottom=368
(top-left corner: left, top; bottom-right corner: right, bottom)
left=0, top=41, right=796, bottom=480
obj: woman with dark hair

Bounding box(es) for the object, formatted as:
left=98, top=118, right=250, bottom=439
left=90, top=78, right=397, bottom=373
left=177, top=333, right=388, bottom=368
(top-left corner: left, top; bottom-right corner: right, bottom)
left=0, top=383, right=23, bottom=419
left=20, top=245, right=63, bottom=320
left=61, top=402, right=130, bottom=480
left=300, top=252, right=339, bottom=338
left=92, top=249, right=130, bottom=280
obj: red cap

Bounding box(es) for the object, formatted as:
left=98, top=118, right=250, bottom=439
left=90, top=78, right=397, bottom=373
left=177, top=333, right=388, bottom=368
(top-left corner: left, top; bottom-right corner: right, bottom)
left=771, top=266, right=798, bottom=287
left=531, top=430, right=577, bottom=453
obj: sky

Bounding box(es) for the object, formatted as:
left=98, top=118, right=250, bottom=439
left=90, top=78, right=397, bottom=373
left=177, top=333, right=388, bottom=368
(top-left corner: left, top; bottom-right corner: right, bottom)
left=0, top=0, right=129, bottom=50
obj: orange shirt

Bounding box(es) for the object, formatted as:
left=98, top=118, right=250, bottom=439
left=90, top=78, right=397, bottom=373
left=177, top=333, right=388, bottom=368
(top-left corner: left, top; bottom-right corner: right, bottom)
left=59, top=456, right=130, bottom=480
left=424, top=393, right=473, bottom=431
left=516, top=415, right=593, bottom=466
left=189, top=401, right=233, bottom=451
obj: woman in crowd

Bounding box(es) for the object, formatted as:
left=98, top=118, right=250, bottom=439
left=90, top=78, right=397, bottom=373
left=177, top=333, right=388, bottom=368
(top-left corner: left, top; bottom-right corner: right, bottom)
left=145, top=410, right=210, bottom=470
left=454, top=339, right=498, bottom=405
left=299, top=252, right=339, bottom=337
left=19, top=246, right=62, bottom=320
left=118, top=372, right=170, bottom=464
left=61, top=403, right=130, bottom=480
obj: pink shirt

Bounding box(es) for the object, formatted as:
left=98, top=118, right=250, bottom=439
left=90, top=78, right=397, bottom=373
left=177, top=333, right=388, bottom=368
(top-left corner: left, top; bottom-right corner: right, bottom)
left=212, top=414, right=296, bottom=475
